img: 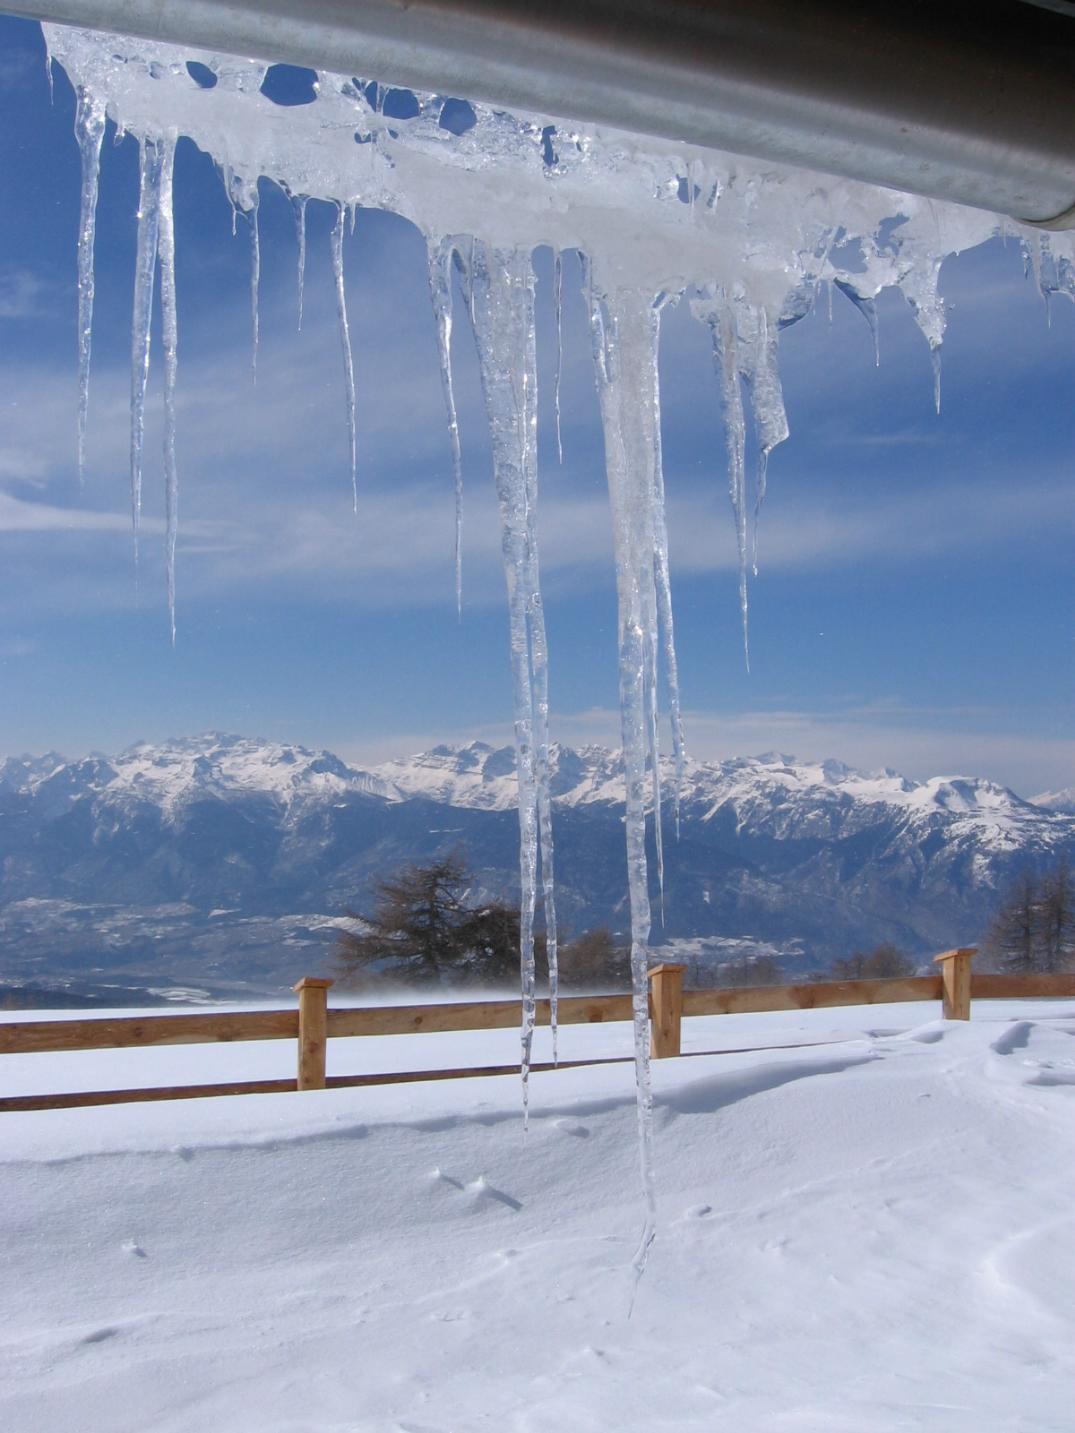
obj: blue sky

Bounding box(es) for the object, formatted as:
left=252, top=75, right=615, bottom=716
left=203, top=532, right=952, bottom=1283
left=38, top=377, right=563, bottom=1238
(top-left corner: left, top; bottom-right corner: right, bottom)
left=0, top=13, right=1073, bottom=795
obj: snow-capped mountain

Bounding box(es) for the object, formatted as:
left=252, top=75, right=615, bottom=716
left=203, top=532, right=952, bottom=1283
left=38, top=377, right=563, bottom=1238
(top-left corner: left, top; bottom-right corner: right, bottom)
left=374, top=740, right=1050, bottom=845
left=1031, top=786, right=1075, bottom=815
left=2, top=732, right=1073, bottom=997
left=1, top=732, right=394, bottom=817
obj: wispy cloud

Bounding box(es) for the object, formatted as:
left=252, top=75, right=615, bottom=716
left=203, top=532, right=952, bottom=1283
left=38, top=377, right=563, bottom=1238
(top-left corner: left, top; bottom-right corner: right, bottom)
left=0, top=267, right=53, bottom=320
left=2, top=314, right=1072, bottom=624
left=0, top=488, right=144, bottom=534
left=0, top=47, right=44, bottom=94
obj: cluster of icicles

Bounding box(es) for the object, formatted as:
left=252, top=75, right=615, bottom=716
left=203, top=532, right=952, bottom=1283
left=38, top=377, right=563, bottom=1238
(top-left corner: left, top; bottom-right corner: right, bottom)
left=43, top=22, right=1075, bottom=1279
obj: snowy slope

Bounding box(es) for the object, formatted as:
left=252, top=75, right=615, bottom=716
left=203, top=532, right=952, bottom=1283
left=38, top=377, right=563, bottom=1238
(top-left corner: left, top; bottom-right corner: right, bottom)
left=2, top=998, right=1073, bottom=1430
left=1032, top=786, right=1075, bottom=815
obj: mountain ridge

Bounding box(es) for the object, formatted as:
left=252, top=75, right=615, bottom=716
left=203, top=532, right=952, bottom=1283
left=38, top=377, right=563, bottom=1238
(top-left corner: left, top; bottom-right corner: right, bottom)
left=1, top=731, right=1072, bottom=997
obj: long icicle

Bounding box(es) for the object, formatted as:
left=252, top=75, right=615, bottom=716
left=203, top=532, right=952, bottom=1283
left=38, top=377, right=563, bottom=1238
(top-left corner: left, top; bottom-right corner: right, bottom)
left=700, top=299, right=750, bottom=669
left=553, top=248, right=564, bottom=465
left=645, top=618, right=666, bottom=925
left=587, top=273, right=670, bottom=1289
left=157, top=136, right=179, bottom=645
left=464, top=240, right=552, bottom=1121
left=293, top=194, right=307, bottom=331
left=524, top=395, right=559, bottom=1063
left=130, top=135, right=165, bottom=566
left=427, top=236, right=465, bottom=615
left=650, top=310, right=687, bottom=835
left=331, top=203, right=358, bottom=511
left=74, top=87, right=105, bottom=485
left=248, top=192, right=260, bottom=384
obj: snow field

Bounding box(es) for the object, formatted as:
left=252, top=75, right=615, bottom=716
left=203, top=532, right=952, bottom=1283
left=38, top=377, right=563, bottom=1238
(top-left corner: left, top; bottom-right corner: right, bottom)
left=2, top=999, right=1074, bottom=1430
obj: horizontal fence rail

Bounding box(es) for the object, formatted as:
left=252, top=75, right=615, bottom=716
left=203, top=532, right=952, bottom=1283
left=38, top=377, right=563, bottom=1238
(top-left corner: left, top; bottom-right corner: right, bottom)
left=325, top=994, right=636, bottom=1042
left=680, top=975, right=942, bottom=1018
left=0, top=1008, right=298, bottom=1057
left=4, top=948, right=1075, bottom=1115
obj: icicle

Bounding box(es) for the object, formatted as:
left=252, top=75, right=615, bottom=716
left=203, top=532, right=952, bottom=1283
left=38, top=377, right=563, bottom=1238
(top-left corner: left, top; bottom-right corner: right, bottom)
left=157, top=137, right=179, bottom=645
left=900, top=241, right=946, bottom=418
left=74, top=88, right=105, bottom=484
left=553, top=248, right=564, bottom=465
left=130, top=135, right=165, bottom=563
left=293, top=194, right=307, bottom=331
left=586, top=273, right=674, bottom=1286
left=248, top=194, right=260, bottom=383
left=740, top=306, right=789, bottom=576
left=526, top=412, right=559, bottom=1064
left=44, top=41, right=54, bottom=104
left=930, top=345, right=942, bottom=414
left=833, top=278, right=880, bottom=367
left=427, top=237, right=465, bottom=615
left=467, top=235, right=477, bottom=327
left=691, top=291, right=790, bottom=660
left=645, top=625, right=665, bottom=925
left=464, top=241, right=558, bottom=1108
left=649, top=313, right=687, bottom=837
left=654, top=514, right=685, bottom=840
left=331, top=203, right=358, bottom=511
left=700, top=299, right=751, bottom=669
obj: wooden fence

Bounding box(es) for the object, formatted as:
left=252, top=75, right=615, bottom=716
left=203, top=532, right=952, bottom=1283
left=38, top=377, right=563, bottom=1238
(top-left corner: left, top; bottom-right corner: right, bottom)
left=3, top=947, right=1074, bottom=1114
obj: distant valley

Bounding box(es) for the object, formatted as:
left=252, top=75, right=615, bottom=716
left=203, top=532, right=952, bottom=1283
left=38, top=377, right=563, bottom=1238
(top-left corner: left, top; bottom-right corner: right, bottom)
left=2, top=732, right=1073, bottom=1001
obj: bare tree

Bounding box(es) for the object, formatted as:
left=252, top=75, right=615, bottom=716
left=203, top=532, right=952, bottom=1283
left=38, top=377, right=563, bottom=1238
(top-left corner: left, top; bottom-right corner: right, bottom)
left=830, top=943, right=915, bottom=981
left=335, top=852, right=523, bottom=987
left=983, top=869, right=1040, bottom=973
left=717, top=953, right=783, bottom=988
left=1035, top=861, right=1075, bottom=973
left=559, top=927, right=623, bottom=988
left=831, top=950, right=870, bottom=981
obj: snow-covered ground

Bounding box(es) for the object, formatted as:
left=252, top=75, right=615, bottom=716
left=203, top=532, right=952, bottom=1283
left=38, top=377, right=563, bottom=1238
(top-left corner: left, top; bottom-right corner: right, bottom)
left=3, top=999, right=1073, bottom=1430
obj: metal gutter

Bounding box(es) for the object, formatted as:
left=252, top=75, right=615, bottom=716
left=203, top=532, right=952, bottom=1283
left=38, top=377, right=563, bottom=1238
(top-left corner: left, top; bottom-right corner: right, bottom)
left=14, top=0, right=1075, bottom=225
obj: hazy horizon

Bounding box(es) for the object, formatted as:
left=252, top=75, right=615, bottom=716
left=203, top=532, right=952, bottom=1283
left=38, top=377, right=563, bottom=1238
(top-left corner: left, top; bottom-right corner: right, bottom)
left=1, top=725, right=1068, bottom=801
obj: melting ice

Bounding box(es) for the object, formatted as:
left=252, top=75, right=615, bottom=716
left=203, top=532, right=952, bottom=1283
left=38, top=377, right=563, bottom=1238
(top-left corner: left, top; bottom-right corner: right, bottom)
left=42, top=22, right=1075, bottom=1264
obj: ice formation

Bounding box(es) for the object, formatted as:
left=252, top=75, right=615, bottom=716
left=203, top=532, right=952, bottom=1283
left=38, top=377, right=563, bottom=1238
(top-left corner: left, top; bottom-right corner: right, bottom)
left=41, top=22, right=1075, bottom=1260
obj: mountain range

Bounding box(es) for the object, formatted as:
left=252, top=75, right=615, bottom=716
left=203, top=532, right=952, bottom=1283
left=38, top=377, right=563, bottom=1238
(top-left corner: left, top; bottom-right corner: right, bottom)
left=1, top=731, right=1072, bottom=1000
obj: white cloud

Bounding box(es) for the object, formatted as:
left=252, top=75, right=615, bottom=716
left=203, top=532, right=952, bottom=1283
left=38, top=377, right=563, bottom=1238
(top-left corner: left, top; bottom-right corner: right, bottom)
left=0, top=488, right=146, bottom=534
left=0, top=267, right=52, bottom=320
left=2, top=344, right=1071, bottom=620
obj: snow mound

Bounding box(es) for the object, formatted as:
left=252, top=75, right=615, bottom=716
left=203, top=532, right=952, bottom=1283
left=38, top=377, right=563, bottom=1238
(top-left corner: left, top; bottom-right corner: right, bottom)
left=2, top=998, right=1073, bottom=1430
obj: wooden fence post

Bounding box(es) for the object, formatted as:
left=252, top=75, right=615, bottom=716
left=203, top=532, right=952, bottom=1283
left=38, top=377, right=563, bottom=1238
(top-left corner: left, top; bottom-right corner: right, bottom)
left=933, top=947, right=976, bottom=1021
left=293, top=977, right=333, bottom=1090
left=648, top=963, right=687, bottom=1058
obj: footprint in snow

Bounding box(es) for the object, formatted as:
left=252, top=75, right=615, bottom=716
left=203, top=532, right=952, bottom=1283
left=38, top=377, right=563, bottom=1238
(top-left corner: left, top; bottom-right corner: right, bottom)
left=466, top=1175, right=521, bottom=1211
left=81, top=1326, right=120, bottom=1345
left=429, top=1168, right=522, bottom=1209
left=552, top=1118, right=590, bottom=1138
left=991, top=1021, right=1034, bottom=1056
left=429, top=1166, right=463, bottom=1190
left=895, top=1022, right=946, bottom=1044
